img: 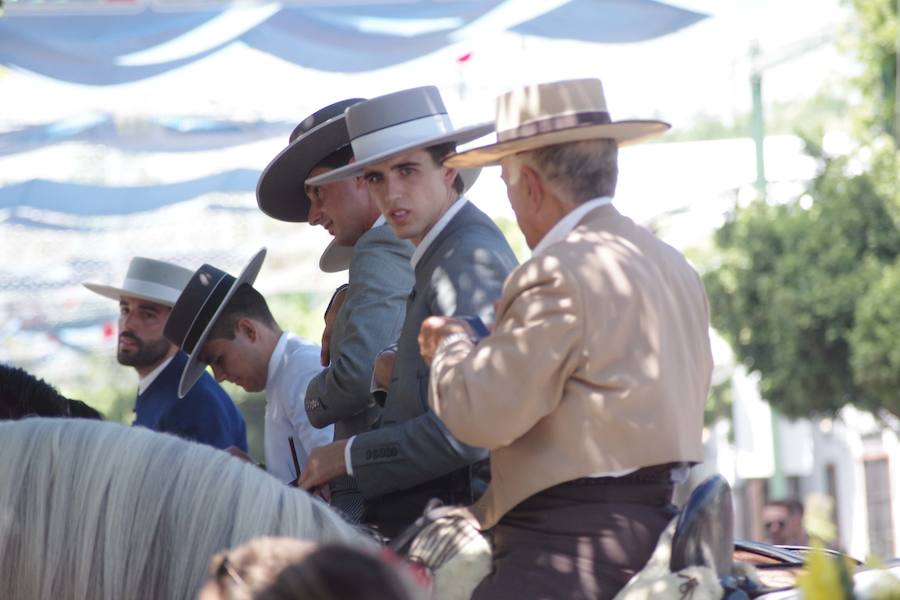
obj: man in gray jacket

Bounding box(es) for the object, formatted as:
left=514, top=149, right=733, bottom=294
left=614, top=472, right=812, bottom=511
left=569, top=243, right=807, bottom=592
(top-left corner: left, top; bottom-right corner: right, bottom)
left=301, top=86, right=518, bottom=537
left=257, top=99, right=414, bottom=520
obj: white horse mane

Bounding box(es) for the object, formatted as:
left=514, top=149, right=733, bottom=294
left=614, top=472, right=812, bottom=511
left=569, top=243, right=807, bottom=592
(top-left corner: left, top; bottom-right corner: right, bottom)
left=0, top=418, right=371, bottom=600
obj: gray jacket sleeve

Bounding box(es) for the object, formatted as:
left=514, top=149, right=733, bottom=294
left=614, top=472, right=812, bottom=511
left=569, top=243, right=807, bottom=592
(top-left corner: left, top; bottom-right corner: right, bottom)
left=350, top=224, right=518, bottom=498
left=350, top=410, right=486, bottom=498
left=305, top=230, right=413, bottom=429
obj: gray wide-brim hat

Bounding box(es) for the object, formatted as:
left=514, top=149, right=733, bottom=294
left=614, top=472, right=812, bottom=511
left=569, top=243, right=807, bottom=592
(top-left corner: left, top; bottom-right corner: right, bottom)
left=257, top=98, right=366, bottom=223
left=445, top=78, right=670, bottom=169
left=83, top=257, right=193, bottom=307
left=318, top=239, right=353, bottom=273
left=163, top=249, right=266, bottom=398
left=306, top=86, right=492, bottom=190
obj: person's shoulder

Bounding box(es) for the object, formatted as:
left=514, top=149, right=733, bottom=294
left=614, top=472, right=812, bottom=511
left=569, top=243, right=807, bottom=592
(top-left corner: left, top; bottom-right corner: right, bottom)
left=282, top=332, right=321, bottom=363
left=185, top=371, right=233, bottom=406
left=357, top=222, right=411, bottom=249
left=352, top=224, right=414, bottom=266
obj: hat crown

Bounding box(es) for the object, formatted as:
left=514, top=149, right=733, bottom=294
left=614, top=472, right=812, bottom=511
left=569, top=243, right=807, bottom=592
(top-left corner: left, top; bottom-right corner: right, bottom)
left=495, top=79, right=611, bottom=141
left=344, top=86, right=460, bottom=163
left=83, top=257, right=193, bottom=307
left=124, top=257, right=193, bottom=291
left=164, top=264, right=231, bottom=352
left=346, top=86, right=447, bottom=139
left=289, top=98, right=365, bottom=143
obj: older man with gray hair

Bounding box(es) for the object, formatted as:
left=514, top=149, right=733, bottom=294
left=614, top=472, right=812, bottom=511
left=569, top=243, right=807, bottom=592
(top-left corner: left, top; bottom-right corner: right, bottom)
left=419, top=79, right=714, bottom=600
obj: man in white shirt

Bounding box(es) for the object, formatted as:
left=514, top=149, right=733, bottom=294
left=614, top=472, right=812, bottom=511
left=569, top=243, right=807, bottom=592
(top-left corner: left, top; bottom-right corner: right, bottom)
left=163, top=250, right=332, bottom=484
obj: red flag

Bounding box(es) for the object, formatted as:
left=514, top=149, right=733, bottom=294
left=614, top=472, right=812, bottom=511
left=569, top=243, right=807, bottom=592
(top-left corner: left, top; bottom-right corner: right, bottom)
left=456, top=52, right=473, bottom=64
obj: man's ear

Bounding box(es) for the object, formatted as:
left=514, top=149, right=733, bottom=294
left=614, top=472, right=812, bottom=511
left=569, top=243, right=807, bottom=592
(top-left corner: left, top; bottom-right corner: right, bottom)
left=442, top=165, right=459, bottom=188
left=236, top=318, right=257, bottom=342
left=521, top=164, right=544, bottom=212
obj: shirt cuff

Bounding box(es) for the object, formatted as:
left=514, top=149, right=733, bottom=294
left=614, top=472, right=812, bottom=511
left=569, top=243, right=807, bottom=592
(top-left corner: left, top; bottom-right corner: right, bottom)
left=436, top=331, right=475, bottom=356
left=369, top=343, right=398, bottom=394
left=344, top=435, right=356, bottom=476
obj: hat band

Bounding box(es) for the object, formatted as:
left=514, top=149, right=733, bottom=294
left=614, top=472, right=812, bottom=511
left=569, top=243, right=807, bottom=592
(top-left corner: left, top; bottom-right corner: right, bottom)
left=496, top=110, right=612, bottom=144
left=352, top=113, right=453, bottom=163
left=119, top=277, right=181, bottom=304
left=182, top=273, right=235, bottom=354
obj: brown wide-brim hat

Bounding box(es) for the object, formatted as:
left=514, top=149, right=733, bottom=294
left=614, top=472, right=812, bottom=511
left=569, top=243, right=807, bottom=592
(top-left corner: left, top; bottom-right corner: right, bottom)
left=306, top=86, right=492, bottom=191
left=444, top=79, right=670, bottom=169
left=163, top=249, right=266, bottom=398
left=256, top=98, right=366, bottom=223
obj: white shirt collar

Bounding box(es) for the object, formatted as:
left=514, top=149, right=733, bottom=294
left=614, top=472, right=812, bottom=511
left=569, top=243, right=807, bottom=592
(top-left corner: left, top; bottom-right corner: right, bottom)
left=411, top=196, right=468, bottom=269
left=266, top=331, right=291, bottom=390
left=138, top=354, right=176, bottom=396
left=532, top=196, right=614, bottom=257
left=372, top=214, right=386, bottom=228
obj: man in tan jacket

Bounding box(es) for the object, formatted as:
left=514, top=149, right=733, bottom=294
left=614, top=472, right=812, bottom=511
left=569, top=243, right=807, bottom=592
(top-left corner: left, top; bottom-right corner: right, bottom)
left=418, top=79, right=714, bottom=600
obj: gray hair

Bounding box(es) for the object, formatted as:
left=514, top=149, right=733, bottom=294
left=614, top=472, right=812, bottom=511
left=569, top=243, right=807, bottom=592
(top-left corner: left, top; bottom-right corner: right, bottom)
left=0, top=419, right=371, bottom=600
left=521, top=138, right=618, bottom=203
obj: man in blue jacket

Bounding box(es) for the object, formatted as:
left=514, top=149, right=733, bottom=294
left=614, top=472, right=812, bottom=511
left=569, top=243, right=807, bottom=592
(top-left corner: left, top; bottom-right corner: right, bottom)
left=84, top=257, right=247, bottom=450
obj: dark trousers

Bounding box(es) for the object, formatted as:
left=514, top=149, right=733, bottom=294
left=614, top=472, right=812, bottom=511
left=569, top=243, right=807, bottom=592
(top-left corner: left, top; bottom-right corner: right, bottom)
left=363, top=465, right=482, bottom=540
left=473, top=478, right=677, bottom=600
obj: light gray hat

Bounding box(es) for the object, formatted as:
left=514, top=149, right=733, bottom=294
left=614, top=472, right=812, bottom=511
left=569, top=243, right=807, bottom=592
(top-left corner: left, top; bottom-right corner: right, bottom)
left=83, top=257, right=193, bottom=307
left=306, top=86, right=493, bottom=189
left=318, top=239, right=353, bottom=273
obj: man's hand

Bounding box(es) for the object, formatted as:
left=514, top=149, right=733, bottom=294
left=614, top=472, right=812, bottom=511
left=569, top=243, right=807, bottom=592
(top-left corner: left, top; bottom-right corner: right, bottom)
left=321, top=284, right=349, bottom=366
left=418, top=316, right=474, bottom=366
left=373, top=349, right=396, bottom=390
left=299, top=440, right=349, bottom=492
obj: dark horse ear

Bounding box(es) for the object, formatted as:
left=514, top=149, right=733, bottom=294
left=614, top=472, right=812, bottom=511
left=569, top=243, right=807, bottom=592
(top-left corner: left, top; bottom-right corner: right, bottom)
left=670, top=474, right=735, bottom=576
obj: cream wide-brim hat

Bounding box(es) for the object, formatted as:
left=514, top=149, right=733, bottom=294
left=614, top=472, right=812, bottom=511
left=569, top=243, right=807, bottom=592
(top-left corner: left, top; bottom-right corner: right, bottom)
left=444, top=78, right=670, bottom=169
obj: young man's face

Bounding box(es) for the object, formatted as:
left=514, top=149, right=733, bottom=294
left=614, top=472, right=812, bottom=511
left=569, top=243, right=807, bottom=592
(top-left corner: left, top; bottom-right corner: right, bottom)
left=117, top=296, right=173, bottom=371
left=362, top=149, right=457, bottom=246
left=305, top=166, right=374, bottom=247
left=199, top=328, right=268, bottom=393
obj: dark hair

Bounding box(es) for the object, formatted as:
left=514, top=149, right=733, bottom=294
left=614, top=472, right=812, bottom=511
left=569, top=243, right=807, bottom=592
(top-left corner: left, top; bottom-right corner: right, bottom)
left=207, top=284, right=278, bottom=341
left=67, top=399, right=104, bottom=420
left=0, top=364, right=69, bottom=420
left=267, top=544, right=421, bottom=600
left=426, top=142, right=464, bottom=195
left=208, top=539, right=423, bottom=600
left=766, top=498, right=804, bottom=516
left=315, top=144, right=355, bottom=171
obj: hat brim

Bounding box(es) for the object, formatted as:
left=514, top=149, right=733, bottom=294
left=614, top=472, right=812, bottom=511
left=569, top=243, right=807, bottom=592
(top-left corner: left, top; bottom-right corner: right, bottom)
left=256, top=116, right=349, bottom=223
left=177, top=248, right=267, bottom=398
left=444, top=120, right=670, bottom=169
left=319, top=239, right=354, bottom=273
left=82, top=283, right=177, bottom=307
left=306, top=121, right=495, bottom=189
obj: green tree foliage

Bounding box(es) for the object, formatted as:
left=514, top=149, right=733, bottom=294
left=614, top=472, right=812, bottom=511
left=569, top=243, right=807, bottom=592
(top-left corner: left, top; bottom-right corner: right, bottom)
left=851, top=0, right=900, bottom=142
left=704, top=0, right=900, bottom=419
left=850, top=259, right=900, bottom=416
left=704, top=143, right=900, bottom=418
